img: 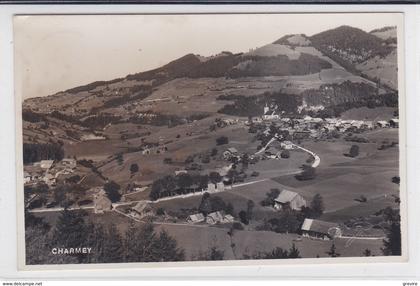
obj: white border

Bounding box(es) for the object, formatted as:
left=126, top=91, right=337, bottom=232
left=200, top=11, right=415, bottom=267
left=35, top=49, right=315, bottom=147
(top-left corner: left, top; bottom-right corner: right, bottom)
left=1, top=4, right=419, bottom=279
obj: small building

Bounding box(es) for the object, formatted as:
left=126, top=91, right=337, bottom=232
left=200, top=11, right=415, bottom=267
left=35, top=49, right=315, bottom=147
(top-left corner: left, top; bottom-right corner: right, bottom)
left=93, top=189, right=112, bottom=214
left=206, top=182, right=225, bottom=193
left=377, top=120, right=390, bottom=128
left=206, top=211, right=224, bottom=224
left=280, top=141, right=294, bottom=150
left=43, top=173, right=56, bottom=186
left=389, top=118, right=399, bottom=128
left=175, top=169, right=188, bottom=176
left=40, top=160, right=54, bottom=170
left=223, top=147, right=239, bottom=160
left=301, top=218, right=342, bottom=240
left=62, top=158, right=77, bottom=169
left=274, top=189, right=307, bottom=211
left=142, top=148, right=151, bottom=155
left=187, top=213, right=205, bottom=224
left=24, top=171, right=31, bottom=184
left=223, top=214, right=235, bottom=223
left=132, top=201, right=154, bottom=218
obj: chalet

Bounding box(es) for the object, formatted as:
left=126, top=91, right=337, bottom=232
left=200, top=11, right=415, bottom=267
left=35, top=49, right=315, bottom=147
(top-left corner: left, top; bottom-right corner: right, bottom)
left=280, top=141, right=294, bottom=150
left=93, top=189, right=112, bottom=214
left=263, top=104, right=280, bottom=120
left=187, top=213, right=205, bottom=224
left=132, top=201, right=154, bottom=218
left=274, top=190, right=306, bottom=211
left=206, top=211, right=224, bottom=224
left=142, top=148, right=151, bottom=155
left=301, top=218, right=342, bottom=240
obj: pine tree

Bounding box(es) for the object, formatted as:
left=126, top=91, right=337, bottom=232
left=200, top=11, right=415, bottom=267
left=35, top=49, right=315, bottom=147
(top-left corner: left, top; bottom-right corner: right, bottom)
left=102, top=224, right=124, bottom=263
left=310, top=194, right=325, bottom=218
left=382, top=222, right=401, bottom=256
left=288, top=243, right=301, bottom=258
left=326, top=243, right=340, bottom=258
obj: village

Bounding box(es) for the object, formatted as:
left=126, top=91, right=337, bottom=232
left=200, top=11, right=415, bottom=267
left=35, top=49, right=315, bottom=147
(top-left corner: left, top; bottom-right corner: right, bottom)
left=24, top=100, right=399, bottom=245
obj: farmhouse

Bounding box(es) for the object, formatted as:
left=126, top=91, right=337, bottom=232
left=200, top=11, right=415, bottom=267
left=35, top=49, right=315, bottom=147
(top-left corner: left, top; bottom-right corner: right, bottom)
left=301, top=218, right=342, bottom=240
left=206, top=211, right=224, bottom=224
left=93, top=189, right=112, bottom=214
left=274, top=190, right=306, bottom=211
left=132, top=201, right=154, bottom=218
left=187, top=213, right=205, bottom=224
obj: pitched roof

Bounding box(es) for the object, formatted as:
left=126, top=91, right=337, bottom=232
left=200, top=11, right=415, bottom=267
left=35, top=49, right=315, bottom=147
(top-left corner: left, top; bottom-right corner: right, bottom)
left=301, top=218, right=339, bottom=235
left=274, top=190, right=299, bottom=203
left=207, top=211, right=224, bottom=221
left=188, top=213, right=205, bottom=222
left=133, top=201, right=151, bottom=213
left=227, top=147, right=238, bottom=154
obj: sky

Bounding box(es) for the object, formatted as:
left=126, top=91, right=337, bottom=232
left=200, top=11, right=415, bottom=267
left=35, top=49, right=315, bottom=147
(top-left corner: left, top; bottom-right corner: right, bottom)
left=14, top=13, right=402, bottom=99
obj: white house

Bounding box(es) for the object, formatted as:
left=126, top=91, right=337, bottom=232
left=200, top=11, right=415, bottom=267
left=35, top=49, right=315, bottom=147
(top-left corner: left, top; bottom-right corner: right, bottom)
left=40, top=160, right=54, bottom=170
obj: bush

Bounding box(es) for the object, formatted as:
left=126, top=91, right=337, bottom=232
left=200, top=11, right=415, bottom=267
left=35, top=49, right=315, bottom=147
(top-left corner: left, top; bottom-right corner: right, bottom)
left=280, top=150, right=290, bottom=159
left=156, top=208, right=165, bottom=216
left=295, top=165, right=316, bottom=181
left=216, top=136, right=229, bottom=145
left=232, top=222, right=244, bottom=230
left=130, top=163, right=139, bottom=174
left=347, top=145, right=360, bottom=158
left=251, top=171, right=260, bottom=177
left=163, top=158, right=173, bottom=164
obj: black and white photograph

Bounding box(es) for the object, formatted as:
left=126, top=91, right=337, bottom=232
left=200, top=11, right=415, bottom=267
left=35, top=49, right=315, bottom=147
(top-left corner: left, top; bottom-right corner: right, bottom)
left=14, top=13, right=405, bottom=267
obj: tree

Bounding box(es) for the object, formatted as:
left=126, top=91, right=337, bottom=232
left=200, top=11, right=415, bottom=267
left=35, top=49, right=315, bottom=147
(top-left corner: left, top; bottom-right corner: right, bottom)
left=211, top=148, right=218, bottom=157
left=198, top=193, right=212, bottom=215
left=130, top=163, right=139, bottom=174
left=239, top=210, right=249, bottom=225
left=116, top=153, right=124, bottom=165
left=326, top=243, right=340, bottom=257
left=363, top=249, right=372, bottom=257
left=261, top=188, right=280, bottom=207
left=197, top=246, right=224, bottom=261
left=52, top=209, right=90, bottom=262
left=280, top=150, right=290, bottom=159
left=295, top=165, right=316, bottom=181
left=209, top=172, right=222, bottom=184
left=176, top=173, right=193, bottom=190
left=288, top=243, right=301, bottom=258
left=102, top=224, right=124, bottom=263
left=104, top=181, right=121, bottom=203
left=310, top=194, right=325, bottom=218
left=246, top=200, right=255, bottom=221
left=382, top=221, right=401, bottom=256
left=226, top=169, right=239, bottom=186
left=348, top=144, right=360, bottom=157
left=216, top=136, right=229, bottom=145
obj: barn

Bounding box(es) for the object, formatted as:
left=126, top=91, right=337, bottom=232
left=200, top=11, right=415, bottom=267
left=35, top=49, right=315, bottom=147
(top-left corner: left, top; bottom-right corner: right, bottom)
left=274, top=189, right=306, bottom=211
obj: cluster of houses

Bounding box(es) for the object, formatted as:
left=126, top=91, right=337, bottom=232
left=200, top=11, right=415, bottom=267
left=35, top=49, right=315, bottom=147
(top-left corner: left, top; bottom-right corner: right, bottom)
left=24, top=158, right=77, bottom=187
left=187, top=211, right=235, bottom=225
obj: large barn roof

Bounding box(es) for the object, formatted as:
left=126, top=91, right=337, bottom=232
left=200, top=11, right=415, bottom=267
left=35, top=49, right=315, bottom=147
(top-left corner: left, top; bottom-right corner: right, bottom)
left=301, top=218, right=339, bottom=235
left=274, top=189, right=299, bottom=203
